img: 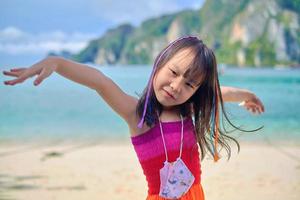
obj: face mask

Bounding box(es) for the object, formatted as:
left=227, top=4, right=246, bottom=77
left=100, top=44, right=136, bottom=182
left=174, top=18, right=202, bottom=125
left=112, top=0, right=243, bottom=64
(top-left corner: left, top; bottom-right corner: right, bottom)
left=158, top=114, right=195, bottom=199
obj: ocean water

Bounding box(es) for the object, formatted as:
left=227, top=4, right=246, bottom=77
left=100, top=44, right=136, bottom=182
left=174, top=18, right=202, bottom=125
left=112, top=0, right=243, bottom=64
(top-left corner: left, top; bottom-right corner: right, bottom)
left=0, top=66, right=299, bottom=144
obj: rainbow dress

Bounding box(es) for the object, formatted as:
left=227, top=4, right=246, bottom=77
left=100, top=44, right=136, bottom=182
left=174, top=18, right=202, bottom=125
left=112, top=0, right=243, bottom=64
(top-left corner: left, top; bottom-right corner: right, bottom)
left=131, top=117, right=205, bottom=200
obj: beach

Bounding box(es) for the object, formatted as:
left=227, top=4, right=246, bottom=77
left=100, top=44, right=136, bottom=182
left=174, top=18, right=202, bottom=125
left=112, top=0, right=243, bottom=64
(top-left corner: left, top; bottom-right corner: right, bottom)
left=0, top=140, right=299, bottom=200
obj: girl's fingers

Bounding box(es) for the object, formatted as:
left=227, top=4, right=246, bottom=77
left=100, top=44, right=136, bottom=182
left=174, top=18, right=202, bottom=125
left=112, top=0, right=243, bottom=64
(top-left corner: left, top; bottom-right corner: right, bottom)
left=248, top=107, right=257, bottom=114
left=4, top=70, right=31, bottom=85
left=244, top=101, right=256, bottom=107
left=252, top=97, right=265, bottom=112
left=3, top=71, right=20, bottom=77
left=4, top=77, right=26, bottom=85
left=260, top=102, right=265, bottom=112
left=10, top=68, right=26, bottom=72
left=244, top=104, right=261, bottom=115
left=33, top=68, right=50, bottom=86
left=3, top=66, right=45, bottom=86
left=34, top=76, right=43, bottom=86
left=245, top=101, right=264, bottom=114
left=3, top=68, right=28, bottom=85
left=253, top=107, right=261, bottom=114
left=258, top=106, right=263, bottom=114
left=252, top=103, right=263, bottom=114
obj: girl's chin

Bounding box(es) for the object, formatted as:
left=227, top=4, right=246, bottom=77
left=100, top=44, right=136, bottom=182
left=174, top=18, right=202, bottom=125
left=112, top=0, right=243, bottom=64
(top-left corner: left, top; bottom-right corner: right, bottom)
left=155, top=90, right=180, bottom=107
left=156, top=98, right=173, bottom=107
left=157, top=97, right=179, bottom=108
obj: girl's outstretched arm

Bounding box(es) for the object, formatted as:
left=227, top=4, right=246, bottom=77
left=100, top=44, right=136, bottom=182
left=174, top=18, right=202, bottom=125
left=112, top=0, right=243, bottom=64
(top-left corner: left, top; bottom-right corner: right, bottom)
left=220, top=86, right=265, bottom=114
left=3, top=56, right=138, bottom=122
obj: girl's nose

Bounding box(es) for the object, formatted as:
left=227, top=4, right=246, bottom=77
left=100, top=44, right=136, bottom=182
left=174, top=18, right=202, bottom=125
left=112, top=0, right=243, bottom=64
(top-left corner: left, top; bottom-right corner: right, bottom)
left=170, top=78, right=183, bottom=93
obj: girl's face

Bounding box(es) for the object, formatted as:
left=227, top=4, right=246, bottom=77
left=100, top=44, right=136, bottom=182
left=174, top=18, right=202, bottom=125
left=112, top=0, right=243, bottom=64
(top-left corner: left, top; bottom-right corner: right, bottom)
left=153, top=48, right=201, bottom=109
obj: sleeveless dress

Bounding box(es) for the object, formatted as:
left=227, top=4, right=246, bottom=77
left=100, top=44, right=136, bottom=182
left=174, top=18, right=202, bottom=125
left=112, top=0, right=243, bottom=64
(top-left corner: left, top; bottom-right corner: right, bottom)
left=130, top=117, right=205, bottom=200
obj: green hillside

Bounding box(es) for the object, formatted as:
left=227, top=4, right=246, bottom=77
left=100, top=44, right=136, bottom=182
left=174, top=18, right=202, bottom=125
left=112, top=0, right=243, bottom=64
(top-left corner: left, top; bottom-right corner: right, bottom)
left=70, top=0, right=300, bottom=67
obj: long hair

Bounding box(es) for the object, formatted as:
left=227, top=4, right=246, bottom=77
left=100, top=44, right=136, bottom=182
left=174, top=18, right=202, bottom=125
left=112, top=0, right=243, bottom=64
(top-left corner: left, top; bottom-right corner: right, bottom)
left=136, top=36, right=261, bottom=161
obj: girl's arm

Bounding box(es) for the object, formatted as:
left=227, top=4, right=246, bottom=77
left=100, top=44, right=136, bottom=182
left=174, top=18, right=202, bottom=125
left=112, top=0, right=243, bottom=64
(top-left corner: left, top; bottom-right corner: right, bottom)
left=54, top=57, right=138, bottom=122
left=220, top=86, right=265, bottom=114
left=3, top=56, right=138, bottom=122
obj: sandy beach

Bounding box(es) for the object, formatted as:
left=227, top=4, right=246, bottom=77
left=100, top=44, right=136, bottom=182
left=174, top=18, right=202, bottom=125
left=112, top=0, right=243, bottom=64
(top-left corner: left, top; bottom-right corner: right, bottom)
left=0, top=140, right=299, bottom=200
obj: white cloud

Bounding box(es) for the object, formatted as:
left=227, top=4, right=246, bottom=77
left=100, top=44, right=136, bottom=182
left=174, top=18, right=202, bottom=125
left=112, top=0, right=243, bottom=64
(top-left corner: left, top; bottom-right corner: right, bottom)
left=0, top=26, right=97, bottom=55
left=0, top=26, right=25, bottom=38
left=0, top=42, right=88, bottom=55
left=0, top=26, right=30, bottom=43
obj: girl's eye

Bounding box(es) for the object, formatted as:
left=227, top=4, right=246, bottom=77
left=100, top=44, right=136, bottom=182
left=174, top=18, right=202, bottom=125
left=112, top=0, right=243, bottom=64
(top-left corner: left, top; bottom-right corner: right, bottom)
left=186, top=83, right=194, bottom=89
left=169, top=69, right=177, bottom=75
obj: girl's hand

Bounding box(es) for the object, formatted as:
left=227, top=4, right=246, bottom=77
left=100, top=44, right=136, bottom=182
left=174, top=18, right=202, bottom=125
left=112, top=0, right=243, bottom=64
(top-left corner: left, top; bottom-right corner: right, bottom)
left=239, top=94, right=265, bottom=115
left=3, top=57, right=57, bottom=86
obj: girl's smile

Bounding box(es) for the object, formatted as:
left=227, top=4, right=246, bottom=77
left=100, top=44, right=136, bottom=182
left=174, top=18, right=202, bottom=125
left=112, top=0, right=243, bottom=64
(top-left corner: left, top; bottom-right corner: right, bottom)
left=163, top=89, right=175, bottom=100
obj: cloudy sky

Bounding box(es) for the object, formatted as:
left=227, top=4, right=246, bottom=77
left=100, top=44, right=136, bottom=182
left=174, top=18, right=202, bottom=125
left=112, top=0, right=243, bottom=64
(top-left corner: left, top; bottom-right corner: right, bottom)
left=0, top=0, right=204, bottom=66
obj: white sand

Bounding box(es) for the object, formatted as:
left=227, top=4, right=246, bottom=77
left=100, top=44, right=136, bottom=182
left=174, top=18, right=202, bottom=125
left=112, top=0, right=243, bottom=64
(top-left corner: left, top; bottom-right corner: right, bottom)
left=0, top=140, right=299, bottom=200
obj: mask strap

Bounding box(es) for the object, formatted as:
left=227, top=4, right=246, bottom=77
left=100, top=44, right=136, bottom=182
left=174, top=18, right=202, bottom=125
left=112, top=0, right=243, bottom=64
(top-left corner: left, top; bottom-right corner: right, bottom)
left=158, top=112, right=184, bottom=162
left=137, top=36, right=199, bottom=128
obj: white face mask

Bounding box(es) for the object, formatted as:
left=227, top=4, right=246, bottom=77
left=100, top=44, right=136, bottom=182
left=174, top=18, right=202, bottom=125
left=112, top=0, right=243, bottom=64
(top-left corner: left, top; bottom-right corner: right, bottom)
left=158, top=114, right=195, bottom=199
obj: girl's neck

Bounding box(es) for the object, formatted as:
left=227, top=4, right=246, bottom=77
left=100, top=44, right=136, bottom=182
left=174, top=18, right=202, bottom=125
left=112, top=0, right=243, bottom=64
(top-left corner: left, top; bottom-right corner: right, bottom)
left=160, top=107, right=181, bottom=121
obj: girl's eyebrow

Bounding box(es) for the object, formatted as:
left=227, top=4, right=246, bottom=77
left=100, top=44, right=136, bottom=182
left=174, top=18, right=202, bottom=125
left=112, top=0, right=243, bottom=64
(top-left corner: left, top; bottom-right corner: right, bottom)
left=172, top=64, right=200, bottom=86
left=172, top=64, right=183, bottom=74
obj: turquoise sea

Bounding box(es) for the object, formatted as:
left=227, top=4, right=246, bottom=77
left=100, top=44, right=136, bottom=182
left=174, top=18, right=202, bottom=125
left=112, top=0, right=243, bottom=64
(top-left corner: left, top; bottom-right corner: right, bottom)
left=0, top=66, right=299, bottom=144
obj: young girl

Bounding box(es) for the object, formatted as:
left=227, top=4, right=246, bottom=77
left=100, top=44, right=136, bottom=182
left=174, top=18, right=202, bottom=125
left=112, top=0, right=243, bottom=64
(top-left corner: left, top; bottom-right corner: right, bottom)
left=3, top=36, right=264, bottom=200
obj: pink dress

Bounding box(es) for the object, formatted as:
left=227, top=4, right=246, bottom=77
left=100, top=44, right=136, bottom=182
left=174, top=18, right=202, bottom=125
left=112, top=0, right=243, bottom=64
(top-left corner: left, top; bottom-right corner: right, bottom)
left=131, top=117, right=205, bottom=200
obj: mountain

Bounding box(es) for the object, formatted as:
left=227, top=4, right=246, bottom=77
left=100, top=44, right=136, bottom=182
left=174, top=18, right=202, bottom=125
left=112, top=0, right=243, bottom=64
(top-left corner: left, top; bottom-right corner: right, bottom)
left=69, top=0, right=300, bottom=67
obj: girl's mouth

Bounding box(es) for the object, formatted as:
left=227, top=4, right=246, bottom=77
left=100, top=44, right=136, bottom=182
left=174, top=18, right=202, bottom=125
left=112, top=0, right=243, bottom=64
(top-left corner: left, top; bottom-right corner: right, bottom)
left=163, top=89, right=175, bottom=99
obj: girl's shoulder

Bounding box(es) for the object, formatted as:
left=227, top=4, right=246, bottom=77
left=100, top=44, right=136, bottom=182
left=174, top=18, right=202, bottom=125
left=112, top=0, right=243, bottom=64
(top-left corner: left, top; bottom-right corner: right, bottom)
left=127, top=114, right=154, bottom=137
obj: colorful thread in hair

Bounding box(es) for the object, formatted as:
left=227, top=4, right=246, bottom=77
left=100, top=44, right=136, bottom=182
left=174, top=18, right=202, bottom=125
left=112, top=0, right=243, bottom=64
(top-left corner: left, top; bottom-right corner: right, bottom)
left=209, top=77, right=220, bottom=162
left=209, top=107, right=215, bottom=153
left=213, top=81, right=220, bottom=162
